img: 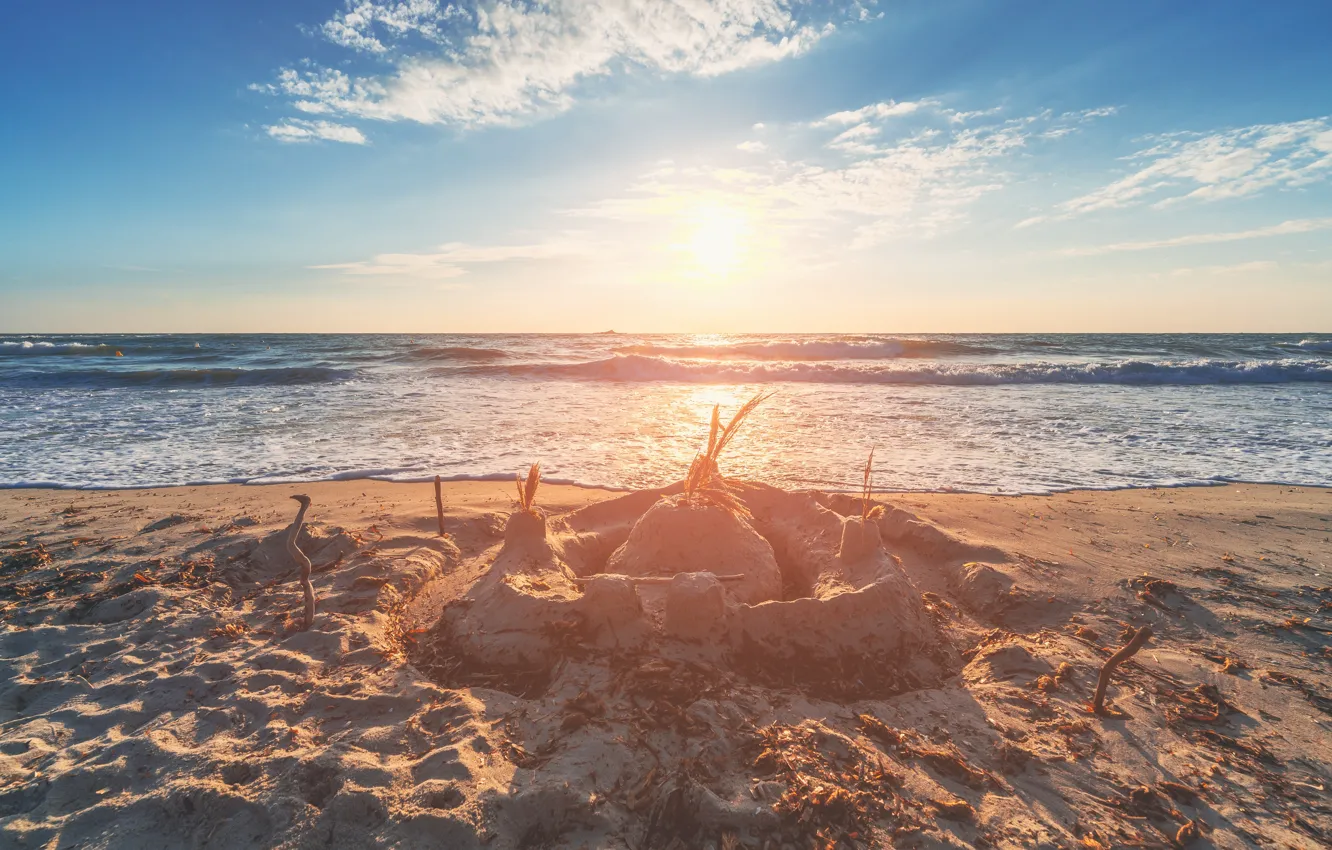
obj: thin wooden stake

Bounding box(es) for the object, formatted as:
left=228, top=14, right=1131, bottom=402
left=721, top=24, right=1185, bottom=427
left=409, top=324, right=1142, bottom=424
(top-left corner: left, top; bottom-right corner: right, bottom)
left=286, top=495, right=316, bottom=631
left=1092, top=625, right=1152, bottom=715
left=434, top=475, right=446, bottom=537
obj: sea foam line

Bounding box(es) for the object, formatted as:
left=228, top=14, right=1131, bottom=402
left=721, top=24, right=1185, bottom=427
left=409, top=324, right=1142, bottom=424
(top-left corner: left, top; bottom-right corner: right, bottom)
left=611, top=338, right=986, bottom=360
left=467, top=355, right=1332, bottom=386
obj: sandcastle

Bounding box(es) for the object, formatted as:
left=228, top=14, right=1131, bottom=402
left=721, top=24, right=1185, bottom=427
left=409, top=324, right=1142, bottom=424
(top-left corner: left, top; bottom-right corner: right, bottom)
left=425, top=396, right=948, bottom=696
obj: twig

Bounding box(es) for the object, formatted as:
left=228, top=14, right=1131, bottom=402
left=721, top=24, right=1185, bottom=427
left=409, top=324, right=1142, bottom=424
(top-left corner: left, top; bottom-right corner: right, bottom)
left=434, top=475, right=446, bottom=537
left=287, top=495, right=316, bottom=631
left=1092, top=625, right=1152, bottom=715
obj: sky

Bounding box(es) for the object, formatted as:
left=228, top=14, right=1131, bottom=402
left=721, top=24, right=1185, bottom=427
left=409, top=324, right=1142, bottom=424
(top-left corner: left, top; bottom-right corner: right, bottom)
left=2, top=0, right=1330, bottom=333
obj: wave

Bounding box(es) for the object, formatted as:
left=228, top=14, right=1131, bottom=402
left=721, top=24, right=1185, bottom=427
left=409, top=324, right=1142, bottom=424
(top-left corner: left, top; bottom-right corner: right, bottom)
left=1, top=366, right=354, bottom=389
left=478, top=354, right=1332, bottom=386
left=1280, top=339, right=1332, bottom=353
left=611, top=338, right=985, bottom=360
left=404, top=345, right=510, bottom=361
left=0, top=341, right=114, bottom=356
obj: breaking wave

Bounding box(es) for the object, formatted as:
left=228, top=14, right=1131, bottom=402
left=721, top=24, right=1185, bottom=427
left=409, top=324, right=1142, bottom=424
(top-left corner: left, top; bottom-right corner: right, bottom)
left=2, top=366, right=355, bottom=389
left=404, top=345, right=510, bottom=361
left=480, top=355, right=1332, bottom=386
left=1280, top=339, right=1332, bottom=353
left=611, top=338, right=987, bottom=360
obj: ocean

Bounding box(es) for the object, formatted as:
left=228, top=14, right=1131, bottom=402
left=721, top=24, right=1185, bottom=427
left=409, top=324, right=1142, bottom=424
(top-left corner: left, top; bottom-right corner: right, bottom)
left=2, top=333, right=1330, bottom=494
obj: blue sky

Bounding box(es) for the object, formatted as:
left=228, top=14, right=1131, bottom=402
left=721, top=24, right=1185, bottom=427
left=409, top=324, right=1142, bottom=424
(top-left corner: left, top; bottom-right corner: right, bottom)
left=2, top=0, right=1330, bottom=332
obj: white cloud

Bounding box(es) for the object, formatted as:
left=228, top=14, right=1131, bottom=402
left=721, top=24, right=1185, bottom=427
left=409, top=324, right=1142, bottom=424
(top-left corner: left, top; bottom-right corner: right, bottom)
left=1060, top=217, right=1332, bottom=256
left=312, top=238, right=590, bottom=278
left=266, top=119, right=368, bottom=144
left=320, top=0, right=468, bottom=53
left=259, top=0, right=841, bottom=133
left=945, top=106, right=1002, bottom=125
left=825, top=121, right=881, bottom=153
left=814, top=99, right=933, bottom=126
left=573, top=102, right=1105, bottom=246
left=737, top=140, right=768, bottom=153
left=1076, top=106, right=1119, bottom=120
left=1030, top=117, right=1332, bottom=223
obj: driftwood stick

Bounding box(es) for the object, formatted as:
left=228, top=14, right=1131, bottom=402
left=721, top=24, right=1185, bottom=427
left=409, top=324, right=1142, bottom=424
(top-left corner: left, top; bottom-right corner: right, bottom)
left=287, top=495, right=316, bottom=631
left=571, top=572, right=746, bottom=586
left=1092, top=625, right=1152, bottom=715
left=434, top=475, right=446, bottom=537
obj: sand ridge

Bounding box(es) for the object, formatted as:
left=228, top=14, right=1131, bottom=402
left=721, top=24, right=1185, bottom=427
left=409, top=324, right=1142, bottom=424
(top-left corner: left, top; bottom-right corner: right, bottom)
left=1, top=481, right=1330, bottom=848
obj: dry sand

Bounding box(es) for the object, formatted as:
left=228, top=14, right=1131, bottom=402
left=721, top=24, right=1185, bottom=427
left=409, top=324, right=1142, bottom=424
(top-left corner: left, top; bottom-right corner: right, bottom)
left=1, top=480, right=1330, bottom=849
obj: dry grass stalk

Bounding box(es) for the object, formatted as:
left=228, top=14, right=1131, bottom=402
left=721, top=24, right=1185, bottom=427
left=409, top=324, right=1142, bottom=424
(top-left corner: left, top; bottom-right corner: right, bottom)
left=860, top=446, right=885, bottom=521
left=516, top=463, right=541, bottom=513
left=682, top=391, right=773, bottom=515
left=286, top=495, right=316, bottom=631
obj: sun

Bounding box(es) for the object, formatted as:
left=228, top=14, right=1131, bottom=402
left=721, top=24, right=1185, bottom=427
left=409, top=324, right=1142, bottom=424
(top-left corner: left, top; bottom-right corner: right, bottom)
left=684, top=204, right=749, bottom=277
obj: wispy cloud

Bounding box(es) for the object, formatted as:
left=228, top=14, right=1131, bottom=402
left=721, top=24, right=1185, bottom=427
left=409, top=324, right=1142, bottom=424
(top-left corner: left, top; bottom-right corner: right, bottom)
left=257, top=0, right=848, bottom=135
left=266, top=119, right=368, bottom=145
left=1024, top=117, right=1332, bottom=225
left=311, top=238, right=591, bottom=279
left=573, top=102, right=1114, bottom=247
left=813, top=99, right=934, bottom=126
left=1060, top=217, right=1332, bottom=256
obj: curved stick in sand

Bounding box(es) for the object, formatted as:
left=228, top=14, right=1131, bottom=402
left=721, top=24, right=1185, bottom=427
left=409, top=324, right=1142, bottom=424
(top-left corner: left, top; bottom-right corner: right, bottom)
left=287, top=494, right=316, bottom=631
left=1092, top=625, right=1152, bottom=715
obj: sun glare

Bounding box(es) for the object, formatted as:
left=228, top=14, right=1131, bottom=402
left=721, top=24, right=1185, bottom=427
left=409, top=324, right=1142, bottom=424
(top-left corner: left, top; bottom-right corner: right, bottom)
left=684, top=204, right=749, bottom=277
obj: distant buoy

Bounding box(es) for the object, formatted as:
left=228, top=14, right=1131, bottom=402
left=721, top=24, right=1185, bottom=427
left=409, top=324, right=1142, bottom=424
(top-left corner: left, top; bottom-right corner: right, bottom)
left=115, top=350, right=124, bottom=357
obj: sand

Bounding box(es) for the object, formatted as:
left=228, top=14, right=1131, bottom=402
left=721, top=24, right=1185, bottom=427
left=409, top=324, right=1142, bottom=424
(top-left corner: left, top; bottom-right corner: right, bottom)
left=1, top=480, right=1330, bottom=849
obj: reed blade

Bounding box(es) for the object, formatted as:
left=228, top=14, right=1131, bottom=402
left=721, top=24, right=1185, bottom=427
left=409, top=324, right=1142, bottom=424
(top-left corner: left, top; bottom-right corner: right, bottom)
left=522, top=462, right=541, bottom=511
left=705, top=405, right=720, bottom=460
left=712, top=390, right=773, bottom=460
left=862, top=446, right=876, bottom=520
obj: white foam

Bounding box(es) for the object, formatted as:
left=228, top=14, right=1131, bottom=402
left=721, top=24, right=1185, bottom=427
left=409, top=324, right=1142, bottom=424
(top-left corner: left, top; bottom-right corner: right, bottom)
left=611, top=338, right=982, bottom=360
left=4, top=333, right=1331, bottom=495
left=492, top=354, right=1332, bottom=386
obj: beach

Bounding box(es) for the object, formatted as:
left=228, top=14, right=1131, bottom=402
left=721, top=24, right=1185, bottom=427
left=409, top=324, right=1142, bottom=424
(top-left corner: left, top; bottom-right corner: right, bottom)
left=3, top=479, right=1329, bottom=848
left=8, top=1, right=1332, bottom=847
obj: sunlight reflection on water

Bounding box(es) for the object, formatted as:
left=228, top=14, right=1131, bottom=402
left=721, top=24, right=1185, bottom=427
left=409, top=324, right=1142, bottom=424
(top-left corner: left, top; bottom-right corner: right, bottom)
left=2, top=333, right=1330, bottom=492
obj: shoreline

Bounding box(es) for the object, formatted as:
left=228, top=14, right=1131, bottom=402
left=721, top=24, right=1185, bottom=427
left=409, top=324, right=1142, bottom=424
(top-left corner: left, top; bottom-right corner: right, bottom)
left=3, top=475, right=1330, bottom=497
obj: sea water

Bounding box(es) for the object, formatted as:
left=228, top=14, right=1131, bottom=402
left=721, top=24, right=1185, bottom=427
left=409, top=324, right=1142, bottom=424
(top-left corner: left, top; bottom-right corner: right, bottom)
left=2, top=333, right=1329, bottom=493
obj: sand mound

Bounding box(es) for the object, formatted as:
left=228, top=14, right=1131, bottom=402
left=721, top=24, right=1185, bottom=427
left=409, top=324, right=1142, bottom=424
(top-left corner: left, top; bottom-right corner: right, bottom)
left=213, top=522, right=360, bottom=586
left=420, top=485, right=947, bottom=703
left=429, top=510, right=583, bottom=677
left=729, top=487, right=946, bottom=690
left=605, top=496, right=782, bottom=604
